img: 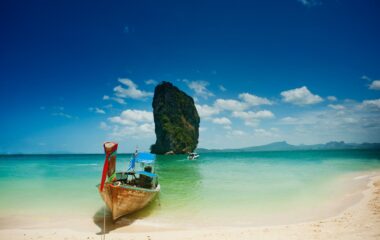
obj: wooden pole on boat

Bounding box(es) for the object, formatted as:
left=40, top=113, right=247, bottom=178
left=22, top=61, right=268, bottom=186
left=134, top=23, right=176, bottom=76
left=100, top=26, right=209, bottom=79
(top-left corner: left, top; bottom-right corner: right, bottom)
left=100, top=142, right=118, bottom=240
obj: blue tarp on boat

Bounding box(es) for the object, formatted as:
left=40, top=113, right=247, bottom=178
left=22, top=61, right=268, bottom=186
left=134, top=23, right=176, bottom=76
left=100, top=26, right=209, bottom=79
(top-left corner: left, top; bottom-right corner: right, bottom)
left=128, top=152, right=155, bottom=171
left=135, top=170, right=157, bottom=178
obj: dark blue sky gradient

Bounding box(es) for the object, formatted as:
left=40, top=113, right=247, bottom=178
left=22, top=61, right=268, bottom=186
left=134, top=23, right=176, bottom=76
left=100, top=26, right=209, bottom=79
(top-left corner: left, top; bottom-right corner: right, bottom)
left=1, top=0, right=379, bottom=153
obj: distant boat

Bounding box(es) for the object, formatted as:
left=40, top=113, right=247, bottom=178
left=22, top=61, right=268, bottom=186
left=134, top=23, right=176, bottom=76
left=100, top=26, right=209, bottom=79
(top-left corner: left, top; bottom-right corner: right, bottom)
left=187, top=152, right=199, bottom=160
left=97, top=142, right=160, bottom=220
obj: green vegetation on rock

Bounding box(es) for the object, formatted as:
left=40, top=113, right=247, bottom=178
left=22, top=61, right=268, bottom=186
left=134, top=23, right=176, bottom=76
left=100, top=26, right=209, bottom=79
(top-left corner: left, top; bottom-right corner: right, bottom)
left=151, top=82, right=200, bottom=154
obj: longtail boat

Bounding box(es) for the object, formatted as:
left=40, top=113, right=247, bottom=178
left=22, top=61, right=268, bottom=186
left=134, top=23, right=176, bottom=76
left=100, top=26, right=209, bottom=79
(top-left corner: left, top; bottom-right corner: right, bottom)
left=98, top=142, right=160, bottom=220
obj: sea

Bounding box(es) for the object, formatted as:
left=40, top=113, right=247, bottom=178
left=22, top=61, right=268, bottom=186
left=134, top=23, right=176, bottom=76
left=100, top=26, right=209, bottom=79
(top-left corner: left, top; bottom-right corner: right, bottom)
left=0, top=150, right=380, bottom=229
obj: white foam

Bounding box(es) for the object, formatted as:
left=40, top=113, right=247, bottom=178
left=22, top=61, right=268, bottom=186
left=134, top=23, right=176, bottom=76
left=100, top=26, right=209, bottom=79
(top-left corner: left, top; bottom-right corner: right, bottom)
left=353, top=175, right=369, bottom=180
left=73, top=163, right=98, bottom=166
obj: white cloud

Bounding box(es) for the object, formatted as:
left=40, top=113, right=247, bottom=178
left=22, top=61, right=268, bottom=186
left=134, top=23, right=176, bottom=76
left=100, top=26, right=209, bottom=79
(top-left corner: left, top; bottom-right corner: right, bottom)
left=110, top=123, right=155, bottom=139
left=103, top=95, right=127, bottom=104
left=112, top=97, right=126, bottom=105
left=103, top=104, right=113, bottom=109
left=253, top=128, right=280, bottom=138
left=219, top=85, right=226, bottom=92
left=195, top=104, right=220, bottom=118
left=145, top=79, right=157, bottom=85
left=103, top=109, right=155, bottom=140
left=114, top=78, right=153, bottom=100
left=139, top=123, right=155, bottom=133
left=327, top=96, right=337, bottom=101
left=54, top=106, right=64, bottom=111
left=369, top=80, right=380, bottom=90
left=185, top=80, right=214, bottom=99
left=201, top=97, right=380, bottom=148
left=280, top=116, right=298, bottom=124
left=254, top=110, right=275, bottom=118
left=361, top=75, right=380, bottom=90
left=343, top=117, right=358, bottom=124
left=297, top=0, right=321, bottom=7
left=274, top=100, right=380, bottom=144
left=199, top=127, right=207, bottom=132
left=229, top=130, right=246, bottom=136
left=109, top=109, right=153, bottom=126
left=328, top=104, right=345, bottom=110
left=238, top=93, right=272, bottom=106
left=105, top=109, right=155, bottom=140
left=211, top=93, right=273, bottom=115
left=232, top=110, right=274, bottom=119
left=52, top=112, right=72, bottom=119
left=104, top=94, right=126, bottom=104
left=96, top=108, right=105, bottom=114
left=232, top=110, right=274, bottom=127
left=99, top=121, right=111, bottom=130
left=361, top=75, right=371, bottom=81
left=212, top=117, right=232, bottom=125
left=214, top=98, right=248, bottom=111
left=281, top=86, right=323, bottom=105
left=361, top=99, right=380, bottom=109
left=89, top=107, right=106, bottom=114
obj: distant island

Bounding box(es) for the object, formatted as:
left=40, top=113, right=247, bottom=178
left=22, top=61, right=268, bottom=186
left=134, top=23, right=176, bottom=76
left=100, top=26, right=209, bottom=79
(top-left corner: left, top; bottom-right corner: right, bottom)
left=197, top=141, right=380, bottom=153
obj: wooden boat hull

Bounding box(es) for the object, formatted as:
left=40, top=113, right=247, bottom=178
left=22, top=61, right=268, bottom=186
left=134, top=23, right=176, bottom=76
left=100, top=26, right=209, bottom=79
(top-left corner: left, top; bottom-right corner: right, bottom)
left=99, top=183, right=160, bottom=220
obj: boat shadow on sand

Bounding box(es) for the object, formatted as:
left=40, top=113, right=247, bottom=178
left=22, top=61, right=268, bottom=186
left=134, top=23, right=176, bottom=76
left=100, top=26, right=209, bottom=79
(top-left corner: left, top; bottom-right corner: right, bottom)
left=93, top=197, right=160, bottom=234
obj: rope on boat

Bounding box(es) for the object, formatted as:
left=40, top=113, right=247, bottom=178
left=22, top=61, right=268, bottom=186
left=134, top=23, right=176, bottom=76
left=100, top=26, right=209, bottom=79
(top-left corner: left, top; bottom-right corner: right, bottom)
left=157, top=191, right=161, bottom=208
left=102, top=204, right=106, bottom=240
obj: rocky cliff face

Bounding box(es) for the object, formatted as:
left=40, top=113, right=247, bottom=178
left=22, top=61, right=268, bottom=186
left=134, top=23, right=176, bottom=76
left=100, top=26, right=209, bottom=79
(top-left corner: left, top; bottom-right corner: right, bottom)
left=151, top=82, right=200, bottom=154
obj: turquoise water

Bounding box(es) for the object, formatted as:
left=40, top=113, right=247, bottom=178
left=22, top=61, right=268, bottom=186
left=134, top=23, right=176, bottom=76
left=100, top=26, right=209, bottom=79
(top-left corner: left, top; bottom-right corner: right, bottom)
left=0, top=150, right=380, bottom=227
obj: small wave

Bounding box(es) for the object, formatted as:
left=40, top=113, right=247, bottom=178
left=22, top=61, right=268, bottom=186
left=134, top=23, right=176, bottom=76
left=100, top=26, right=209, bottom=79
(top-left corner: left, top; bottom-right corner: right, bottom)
left=74, top=163, right=98, bottom=166
left=353, top=175, right=369, bottom=180
left=47, top=164, right=65, bottom=167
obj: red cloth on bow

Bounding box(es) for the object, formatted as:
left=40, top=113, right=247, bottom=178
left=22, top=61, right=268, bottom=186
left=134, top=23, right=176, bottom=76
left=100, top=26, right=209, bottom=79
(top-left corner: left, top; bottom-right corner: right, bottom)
left=99, top=142, right=118, bottom=191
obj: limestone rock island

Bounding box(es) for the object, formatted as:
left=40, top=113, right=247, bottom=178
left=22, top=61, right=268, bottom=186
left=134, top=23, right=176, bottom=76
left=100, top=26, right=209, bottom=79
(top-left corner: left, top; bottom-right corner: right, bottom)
left=151, top=81, right=200, bottom=154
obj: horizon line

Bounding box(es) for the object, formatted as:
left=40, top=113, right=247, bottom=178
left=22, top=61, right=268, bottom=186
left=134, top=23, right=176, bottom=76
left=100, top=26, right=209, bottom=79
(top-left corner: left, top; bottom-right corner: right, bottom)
left=1, top=140, right=379, bottom=155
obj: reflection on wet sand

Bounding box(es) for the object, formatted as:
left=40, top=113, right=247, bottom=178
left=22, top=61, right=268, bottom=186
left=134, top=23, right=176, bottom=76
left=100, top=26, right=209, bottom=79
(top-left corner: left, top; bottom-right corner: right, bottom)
left=93, top=195, right=160, bottom=234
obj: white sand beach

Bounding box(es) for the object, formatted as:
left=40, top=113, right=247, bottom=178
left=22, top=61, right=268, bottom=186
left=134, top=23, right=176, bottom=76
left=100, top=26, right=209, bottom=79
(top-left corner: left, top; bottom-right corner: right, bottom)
left=1, top=171, right=379, bottom=240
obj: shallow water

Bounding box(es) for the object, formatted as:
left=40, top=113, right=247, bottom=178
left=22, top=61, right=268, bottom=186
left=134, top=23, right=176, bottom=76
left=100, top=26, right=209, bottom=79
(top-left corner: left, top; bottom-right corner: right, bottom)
left=0, top=150, right=379, bottom=228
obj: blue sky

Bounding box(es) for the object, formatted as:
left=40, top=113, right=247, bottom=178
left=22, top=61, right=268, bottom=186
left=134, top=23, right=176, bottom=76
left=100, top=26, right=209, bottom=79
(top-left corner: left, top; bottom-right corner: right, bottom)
left=1, top=0, right=379, bottom=153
